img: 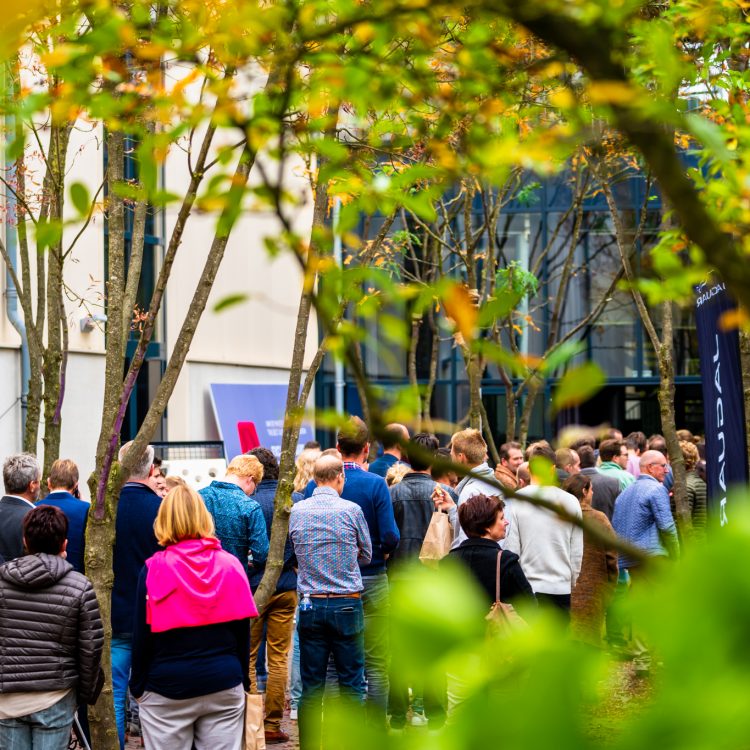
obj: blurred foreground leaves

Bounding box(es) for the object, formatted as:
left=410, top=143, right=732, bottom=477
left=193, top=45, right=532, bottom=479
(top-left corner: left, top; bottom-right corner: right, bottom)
left=325, top=495, right=750, bottom=749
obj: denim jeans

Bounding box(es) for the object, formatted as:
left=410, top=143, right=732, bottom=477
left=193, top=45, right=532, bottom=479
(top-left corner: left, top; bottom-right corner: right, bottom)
left=111, top=635, right=133, bottom=750
left=0, top=690, right=76, bottom=750
left=290, top=611, right=302, bottom=710
left=298, top=597, right=365, bottom=750
left=361, top=573, right=390, bottom=724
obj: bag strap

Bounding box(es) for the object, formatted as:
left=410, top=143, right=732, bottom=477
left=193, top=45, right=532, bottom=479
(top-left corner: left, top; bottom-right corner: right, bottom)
left=495, top=550, right=502, bottom=604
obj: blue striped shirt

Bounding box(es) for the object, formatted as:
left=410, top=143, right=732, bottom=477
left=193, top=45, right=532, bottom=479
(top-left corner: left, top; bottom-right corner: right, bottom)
left=289, top=486, right=372, bottom=595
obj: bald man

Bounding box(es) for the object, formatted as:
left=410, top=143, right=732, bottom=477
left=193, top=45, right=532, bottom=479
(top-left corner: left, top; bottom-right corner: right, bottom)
left=368, top=423, right=410, bottom=478
left=612, top=449, right=680, bottom=571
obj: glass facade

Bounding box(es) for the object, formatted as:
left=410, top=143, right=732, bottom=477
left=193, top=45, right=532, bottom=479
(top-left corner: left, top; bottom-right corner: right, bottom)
left=315, top=168, right=702, bottom=444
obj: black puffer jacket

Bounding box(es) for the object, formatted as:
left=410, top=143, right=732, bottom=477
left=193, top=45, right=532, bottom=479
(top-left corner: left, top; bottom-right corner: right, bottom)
left=0, top=553, right=104, bottom=702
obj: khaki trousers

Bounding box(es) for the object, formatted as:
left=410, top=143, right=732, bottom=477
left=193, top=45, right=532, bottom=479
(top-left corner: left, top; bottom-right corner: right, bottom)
left=249, top=589, right=298, bottom=730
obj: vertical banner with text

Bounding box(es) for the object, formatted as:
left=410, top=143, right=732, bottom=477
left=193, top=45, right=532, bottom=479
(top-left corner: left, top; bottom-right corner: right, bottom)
left=694, top=279, right=748, bottom=527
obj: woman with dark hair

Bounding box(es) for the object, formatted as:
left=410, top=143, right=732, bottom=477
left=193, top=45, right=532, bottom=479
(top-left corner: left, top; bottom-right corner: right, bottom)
left=130, top=484, right=257, bottom=750
left=448, top=494, right=533, bottom=606
left=562, top=474, right=618, bottom=646
left=0, top=505, right=104, bottom=747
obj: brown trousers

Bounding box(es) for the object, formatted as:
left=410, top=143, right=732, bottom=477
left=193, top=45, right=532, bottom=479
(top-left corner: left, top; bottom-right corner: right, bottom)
left=249, top=589, right=298, bottom=731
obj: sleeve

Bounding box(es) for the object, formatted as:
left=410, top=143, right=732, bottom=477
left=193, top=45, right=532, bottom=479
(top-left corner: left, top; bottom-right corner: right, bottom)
left=600, top=516, right=619, bottom=587
left=230, top=618, right=252, bottom=692
left=373, top=478, right=400, bottom=553
left=391, top=487, right=404, bottom=532
left=652, top=487, right=680, bottom=558
left=691, top=479, right=707, bottom=537
left=503, top=504, right=520, bottom=556
left=247, top=504, right=270, bottom=563
left=76, top=578, right=104, bottom=704
left=502, top=553, right=534, bottom=603
left=129, top=567, right=152, bottom=700
left=353, top=507, right=373, bottom=564
left=303, top=479, right=315, bottom=499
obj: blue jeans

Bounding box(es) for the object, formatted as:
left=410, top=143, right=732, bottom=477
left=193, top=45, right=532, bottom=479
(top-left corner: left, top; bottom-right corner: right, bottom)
left=298, top=597, right=365, bottom=750
left=111, top=635, right=132, bottom=750
left=290, top=611, right=302, bottom=709
left=362, top=573, right=390, bottom=724
left=0, top=690, right=76, bottom=750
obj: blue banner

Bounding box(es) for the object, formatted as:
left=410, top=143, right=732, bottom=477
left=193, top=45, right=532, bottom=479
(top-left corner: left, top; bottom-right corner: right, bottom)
left=694, top=279, right=748, bottom=527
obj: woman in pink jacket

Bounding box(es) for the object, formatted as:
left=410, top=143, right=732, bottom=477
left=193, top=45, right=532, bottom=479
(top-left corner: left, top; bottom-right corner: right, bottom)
left=130, top=484, right=257, bottom=750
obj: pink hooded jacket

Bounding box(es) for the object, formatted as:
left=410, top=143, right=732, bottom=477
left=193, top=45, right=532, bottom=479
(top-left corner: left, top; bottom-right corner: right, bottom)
left=145, top=537, right=257, bottom=633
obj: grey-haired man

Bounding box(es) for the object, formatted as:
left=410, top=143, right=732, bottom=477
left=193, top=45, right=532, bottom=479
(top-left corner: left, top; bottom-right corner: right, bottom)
left=0, top=453, right=41, bottom=561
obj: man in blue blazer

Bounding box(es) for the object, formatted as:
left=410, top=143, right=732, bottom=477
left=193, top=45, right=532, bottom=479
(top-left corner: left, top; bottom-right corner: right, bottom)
left=39, top=458, right=89, bottom=574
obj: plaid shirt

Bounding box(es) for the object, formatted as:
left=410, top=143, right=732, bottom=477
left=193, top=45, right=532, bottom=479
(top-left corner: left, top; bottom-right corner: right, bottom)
left=289, top=486, right=372, bottom=595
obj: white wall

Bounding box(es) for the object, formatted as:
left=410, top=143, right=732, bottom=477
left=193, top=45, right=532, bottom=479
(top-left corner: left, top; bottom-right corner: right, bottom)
left=0, top=348, right=22, bottom=462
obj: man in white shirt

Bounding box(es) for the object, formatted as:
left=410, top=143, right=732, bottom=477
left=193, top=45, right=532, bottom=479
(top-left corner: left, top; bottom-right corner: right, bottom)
left=504, top=443, right=583, bottom=620
left=436, top=429, right=505, bottom=550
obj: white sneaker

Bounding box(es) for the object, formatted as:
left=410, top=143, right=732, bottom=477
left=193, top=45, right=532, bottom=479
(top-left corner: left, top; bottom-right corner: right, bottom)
left=409, top=712, right=428, bottom=727
left=290, top=707, right=298, bottom=721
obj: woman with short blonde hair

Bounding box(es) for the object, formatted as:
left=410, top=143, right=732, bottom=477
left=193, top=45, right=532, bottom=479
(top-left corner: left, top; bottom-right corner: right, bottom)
left=130, top=485, right=258, bottom=749
left=293, top=448, right=321, bottom=495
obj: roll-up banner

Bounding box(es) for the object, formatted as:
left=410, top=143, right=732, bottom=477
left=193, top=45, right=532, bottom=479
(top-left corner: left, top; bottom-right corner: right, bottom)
left=694, top=278, right=749, bottom=527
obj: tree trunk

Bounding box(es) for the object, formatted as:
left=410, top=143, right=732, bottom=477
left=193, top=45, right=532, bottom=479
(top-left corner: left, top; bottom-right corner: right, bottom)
left=518, top=378, right=541, bottom=447
left=740, top=329, right=750, bottom=471
left=657, top=302, right=690, bottom=535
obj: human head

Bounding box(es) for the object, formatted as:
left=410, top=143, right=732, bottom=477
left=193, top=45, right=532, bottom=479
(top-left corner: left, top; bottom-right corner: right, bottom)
left=563, top=474, right=593, bottom=503
left=226, top=454, right=264, bottom=496
left=570, top=436, right=596, bottom=452
left=499, top=442, right=523, bottom=472
left=407, top=432, right=439, bottom=472
left=152, top=456, right=164, bottom=477
left=680, top=440, right=700, bottom=472
left=23, top=505, right=67, bottom=555
left=313, top=455, right=345, bottom=494
left=555, top=448, right=580, bottom=475
left=599, top=439, right=627, bottom=467
left=294, top=448, right=322, bottom=493
left=336, top=416, right=370, bottom=460
left=385, top=463, right=410, bottom=487
left=576, top=444, right=597, bottom=470
left=601, top=427, right=623, bottom=442
left=154, top=485, right=215, bottom=546
left=458, top=494, right=506, bottom=540
left=118, top=441, right=156, bottom=481
left=381, top=423, right=410, bottom=460
left=3, top=453, right=41, bottom=499
left=516, top=462, right=531, bottom=488
left=431, top=447, right=458, bottom=487
left=648, top=434, right=668, bottom=457
left=640, top=449, right=669, bottom=482
left=303, top=440, right=321, bottom=450
left=525, top=440, right=552, bottom=461
left=249, top=447, right=280, bottom=482
left=165, top=475, right=187, bottom=491
left=153, top=474, right=168, bottom=498
left=676, top=429, right=695, bottom=444
left=47, top=458, right=79, bottom=492
left=527, top=443, right=556, bottom=483
left=625, top=431, right=647, bottom=455
left=450, top=428, right=487, bottom=468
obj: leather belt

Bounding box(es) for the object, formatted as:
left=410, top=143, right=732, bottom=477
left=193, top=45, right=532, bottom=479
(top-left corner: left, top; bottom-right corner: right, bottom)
left=309, top=592, right=361, bottom=599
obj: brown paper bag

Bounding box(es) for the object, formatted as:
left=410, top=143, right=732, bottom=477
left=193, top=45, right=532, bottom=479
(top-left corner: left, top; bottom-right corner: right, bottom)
left=243, top=692, right=266, bottom=750
left=419, top=510, right=453, bottom=566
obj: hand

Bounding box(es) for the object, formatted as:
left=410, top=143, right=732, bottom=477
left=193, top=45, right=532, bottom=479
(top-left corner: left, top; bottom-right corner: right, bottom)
left=432, top=484, right=455, bottom=511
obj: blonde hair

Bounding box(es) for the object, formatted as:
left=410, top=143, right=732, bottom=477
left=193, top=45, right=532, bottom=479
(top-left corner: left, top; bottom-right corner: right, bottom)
left=385, top=463, right=410, bottom=487
left=451, top=428, right=487, bottom=465
left=154, top=485, right=215, bottom=546
left=165, top=475, right=187, bottom=491
left=48, top=458, right=79, bottom=490
left=294, top=448, right=321, bottom=493
left=680, top=440, right=700, bottom=472
left=226, top=454, right=264, bottom=483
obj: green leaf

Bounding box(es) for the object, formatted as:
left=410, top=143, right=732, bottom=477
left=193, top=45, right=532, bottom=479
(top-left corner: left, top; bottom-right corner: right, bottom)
left=35, top=218, right=63, bottom=251
left=551, top=361, right=606, bottom=415
left=69, top=182, right=90, bottom=216
left=212, top=293, right=249, bottom=313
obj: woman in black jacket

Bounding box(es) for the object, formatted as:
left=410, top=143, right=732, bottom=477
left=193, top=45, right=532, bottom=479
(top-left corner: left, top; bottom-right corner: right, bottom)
left=0, top=506, right=104, bottom=747
left=448, top=494, right=534, bottom=607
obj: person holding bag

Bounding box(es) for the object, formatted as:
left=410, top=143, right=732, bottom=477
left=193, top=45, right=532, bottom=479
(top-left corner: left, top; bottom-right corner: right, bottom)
left=130, top=485, right=257, bottom=750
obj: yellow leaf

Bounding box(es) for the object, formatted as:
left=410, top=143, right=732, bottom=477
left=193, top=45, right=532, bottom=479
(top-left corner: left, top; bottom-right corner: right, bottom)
left=443, top=283, right=477, bottom=343
left=588, top=81, right=636, bottom=106
left=719, top=307, right=749, bottom=332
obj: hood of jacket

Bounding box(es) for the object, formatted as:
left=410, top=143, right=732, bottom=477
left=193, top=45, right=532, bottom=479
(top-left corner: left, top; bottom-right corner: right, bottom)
left=0, top=552, right=72, bottom=589
left=145, top=537, right=256, bottom=632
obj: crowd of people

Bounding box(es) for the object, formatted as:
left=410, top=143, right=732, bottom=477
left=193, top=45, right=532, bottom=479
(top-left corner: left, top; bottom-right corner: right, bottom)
left=0, top=421, right=705, bottom=749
